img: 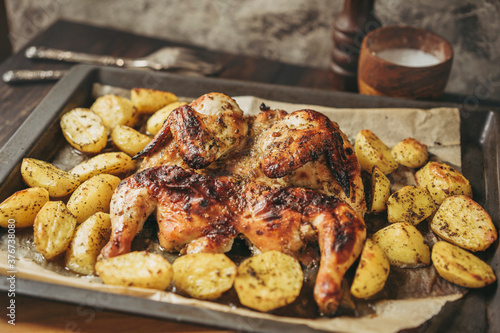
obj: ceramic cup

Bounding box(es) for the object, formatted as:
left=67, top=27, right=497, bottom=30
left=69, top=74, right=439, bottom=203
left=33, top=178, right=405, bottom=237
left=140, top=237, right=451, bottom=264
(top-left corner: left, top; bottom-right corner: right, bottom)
left=358, top=25, right=453, bottom=100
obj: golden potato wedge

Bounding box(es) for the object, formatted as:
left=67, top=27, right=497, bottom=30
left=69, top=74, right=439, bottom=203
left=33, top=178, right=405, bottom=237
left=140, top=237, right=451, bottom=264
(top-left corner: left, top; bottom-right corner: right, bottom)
left=111, top=125, right=151, bottom=156
left=172, top=253, right=237, bottom=300
left=34, top=201, right=77, bottom=259
left=415, top=161, right=472, bottom=205
left=432, top=241, right=496, bottom=288
left=146, top=101, right=188, bottom=135
left=391, top=138, right=428, bottom=168
left=66, top=174, right=121, bottom=224
left=70, top=152, right=136, bottom=182
left=90, top=94, right=138, bottom=131
left=96, top=251, right=173, bottom=290
left=60, top=108, right=107, bottom=153
left=350, top=239, right=390, bottom=299
left=234, top=251, right=303, bottom=312
left=430, top=195, right=497, bottom=252
left=130, top=88, right=178, bottom=114
left=372, top=222, right=430, bottom=268
left=355, top=129, right=398, bottom=175
left=65, top=212, right=112, bottom=275
left=370, top=165, right=391, bottom=213
left=0, top=187, right=49, bottom=228
left=21, top=158, right=81, bottom=197
left=387, top=186, right=436, bottom=225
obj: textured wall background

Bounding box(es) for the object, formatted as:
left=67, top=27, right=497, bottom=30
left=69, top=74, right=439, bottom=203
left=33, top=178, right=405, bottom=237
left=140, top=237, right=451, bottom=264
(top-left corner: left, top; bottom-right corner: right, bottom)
left=5, top=0, right=500, bottom=97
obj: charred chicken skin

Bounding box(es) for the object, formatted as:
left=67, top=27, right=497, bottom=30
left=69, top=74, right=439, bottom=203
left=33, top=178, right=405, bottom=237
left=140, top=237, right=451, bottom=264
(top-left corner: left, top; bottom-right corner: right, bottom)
left=100, top=93, right=366, bottom=315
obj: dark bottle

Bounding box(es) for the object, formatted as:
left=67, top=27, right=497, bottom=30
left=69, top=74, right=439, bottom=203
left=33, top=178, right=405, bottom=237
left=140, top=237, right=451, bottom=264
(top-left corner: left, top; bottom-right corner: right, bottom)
left=331, top=0, right=381, bottom=92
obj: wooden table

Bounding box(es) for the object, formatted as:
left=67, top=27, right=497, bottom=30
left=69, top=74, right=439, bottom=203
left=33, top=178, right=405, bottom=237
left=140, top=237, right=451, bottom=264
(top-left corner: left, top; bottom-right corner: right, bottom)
left=0, top=20, right=498, bottom=333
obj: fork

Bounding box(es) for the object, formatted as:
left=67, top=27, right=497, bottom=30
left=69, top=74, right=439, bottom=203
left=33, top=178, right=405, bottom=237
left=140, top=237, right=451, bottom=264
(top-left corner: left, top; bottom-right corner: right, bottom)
left=25, top=46, right=224, bottom=76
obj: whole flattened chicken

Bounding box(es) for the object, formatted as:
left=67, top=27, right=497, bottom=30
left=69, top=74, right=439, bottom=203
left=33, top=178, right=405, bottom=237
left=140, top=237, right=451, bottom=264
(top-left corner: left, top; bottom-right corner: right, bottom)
left=99, top=92, right=366, bottom=315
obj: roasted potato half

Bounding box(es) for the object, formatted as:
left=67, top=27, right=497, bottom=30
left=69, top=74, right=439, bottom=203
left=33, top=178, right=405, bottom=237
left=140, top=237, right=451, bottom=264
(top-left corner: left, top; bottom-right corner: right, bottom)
left=66, top=174, right=121, bottom=224
left=60, top=108, right=107, bottom=153
left=96, top=251, right=173, bottom=290
left=65, top=212, right=112, bottom=275
left=130, top=88, right=178, bottom=114
left=90, top=94, right=138, bottom=131
left=70, top=152, right=136, bottom=182
left=34, top=201, right=77, bottom=260
left=391, top=138, right=428, bottom=168
left=372, top=222, right=430, bottom=268
left=415, top=161, right=472, bottom=205
left=234, top=251, right=303, bottom=312
left=355, top=129, right=398, bottom=175
left=172, top=253, right=237, bottom=300
left=350, top=238, right=390, bottom=299
left=387, top=186, right=436, bottom=225
left=370, top=165, right=391, bottom=213
left=432, top=241, right=496, bottom=288
left=21, top=158, right=81, bottom=198
left=430, top=195, right=497, bottom=252
left=146, top=101, right=187, bottom=135
left=0, top=187, right=49, bottom=228
left=111, top=125, right=151, bottom=156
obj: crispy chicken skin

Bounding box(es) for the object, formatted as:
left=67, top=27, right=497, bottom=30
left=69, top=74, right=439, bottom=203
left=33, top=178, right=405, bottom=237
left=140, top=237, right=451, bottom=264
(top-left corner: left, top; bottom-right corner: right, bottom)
left=99, top=165, right=239, bottom=259
left=136, top=92, right=248, bottom=170
left=258, top=109, right=366, bottom=215
left=100, top=94, right=366, bottom=315
left=238, top=184, right=366, bottom=314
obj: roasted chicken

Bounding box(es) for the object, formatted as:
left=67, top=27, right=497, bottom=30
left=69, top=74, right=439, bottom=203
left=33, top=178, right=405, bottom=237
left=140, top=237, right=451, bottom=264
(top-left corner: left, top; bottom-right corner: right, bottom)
left=100, top=92, right=366, bottom=315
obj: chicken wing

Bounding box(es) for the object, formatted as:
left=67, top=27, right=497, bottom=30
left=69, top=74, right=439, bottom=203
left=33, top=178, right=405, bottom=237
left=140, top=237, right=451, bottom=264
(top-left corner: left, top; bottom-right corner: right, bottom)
left=136, top=92, right=248, bottom=170
left=258, top=109, right=366, bottom=215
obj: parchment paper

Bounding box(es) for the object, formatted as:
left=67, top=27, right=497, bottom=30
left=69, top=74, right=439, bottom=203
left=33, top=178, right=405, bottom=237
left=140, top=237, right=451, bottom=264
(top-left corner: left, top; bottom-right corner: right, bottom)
left=0, top=90, right=463, bottom=333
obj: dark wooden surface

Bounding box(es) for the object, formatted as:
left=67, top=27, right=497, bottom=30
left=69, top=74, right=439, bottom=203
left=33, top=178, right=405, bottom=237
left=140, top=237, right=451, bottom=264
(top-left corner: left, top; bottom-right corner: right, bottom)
left=0, top=20, right=498, bottom=333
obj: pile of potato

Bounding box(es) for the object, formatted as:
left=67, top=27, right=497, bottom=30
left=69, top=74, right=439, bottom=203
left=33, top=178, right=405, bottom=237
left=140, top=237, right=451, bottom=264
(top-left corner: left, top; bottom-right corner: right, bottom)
left=1, top=89, right=183, bottom=272
left=350, top=129, right=497, bottom=299
left=0, top=89, right=497, bottom=314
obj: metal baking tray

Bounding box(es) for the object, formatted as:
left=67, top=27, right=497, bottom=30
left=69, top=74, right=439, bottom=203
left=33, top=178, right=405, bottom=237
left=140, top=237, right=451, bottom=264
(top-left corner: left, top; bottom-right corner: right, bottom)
left=0, top=65, right=498, bottom=332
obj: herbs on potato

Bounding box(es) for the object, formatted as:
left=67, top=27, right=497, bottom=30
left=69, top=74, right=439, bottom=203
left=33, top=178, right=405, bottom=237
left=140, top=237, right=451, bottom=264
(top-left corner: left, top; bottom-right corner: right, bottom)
left=90, top=94, right=138, bottom=131
left=65, top=212, right=112, bottom=275
left=415, top=161, right=472, bottom=205
left=66, top=174, right=121, bottom=224
left=96, top=251, right=173, bottom=290
left=432, top=241, right=496, bottom=288
left=60, top=108, right=108, bottom=154
left=111, top=125, right=151, bottom=157
left=21, top=158, right=81, bottom=198
left=387, top=186, right=436, bottom=225
left=355, top=129, right=398, bottom=175
left=0, top=187, right=49, bottom=228
left=350, top=239, right=390, bottom=299
left=369, top=166, right=391, bottom=213
left=234, top=251, right=303, bottom=312
left=34, top=201, right=77, bottom=260
left=131, top=88, right=178, bottom=114
left=391, top=138, right=428, bottom=168
left=70, top=152, right=136, bottom=182
left=372, top=222, right=430, bottom=268
left=430, top=195, right=497, bottom=252
left=172, top=253, right=236, bottom=300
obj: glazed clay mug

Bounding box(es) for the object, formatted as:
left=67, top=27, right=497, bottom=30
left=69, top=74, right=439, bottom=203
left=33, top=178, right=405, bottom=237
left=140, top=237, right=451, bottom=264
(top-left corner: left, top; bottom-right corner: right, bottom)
left=358, top=26, right=453, bottom=100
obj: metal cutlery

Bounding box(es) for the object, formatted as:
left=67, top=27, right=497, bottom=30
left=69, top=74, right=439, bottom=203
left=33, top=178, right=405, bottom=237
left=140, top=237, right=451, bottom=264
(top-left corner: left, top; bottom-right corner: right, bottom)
left=24, top=46, right=224, bottom=75
left=2, top=69, right=67, bottom=83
